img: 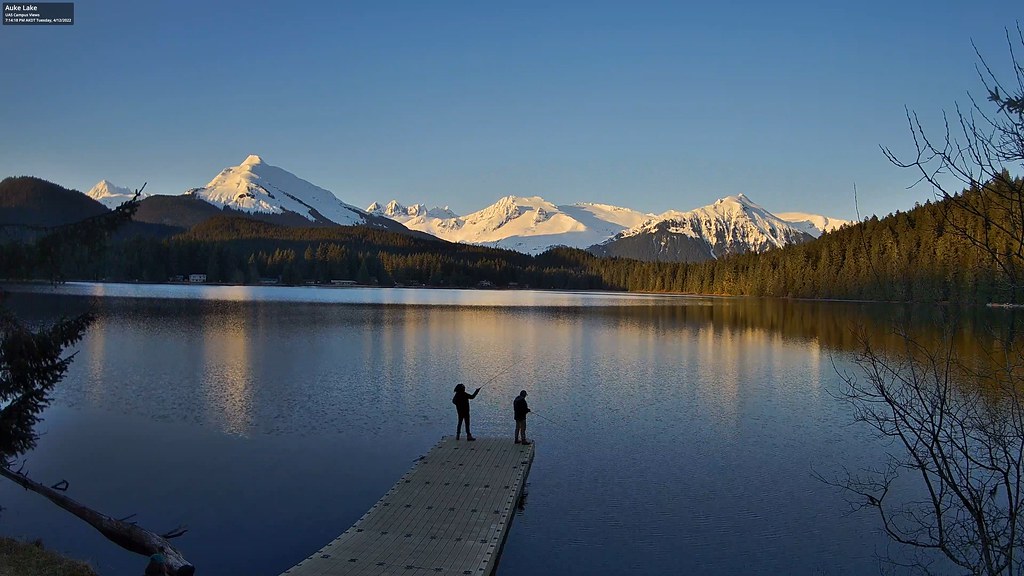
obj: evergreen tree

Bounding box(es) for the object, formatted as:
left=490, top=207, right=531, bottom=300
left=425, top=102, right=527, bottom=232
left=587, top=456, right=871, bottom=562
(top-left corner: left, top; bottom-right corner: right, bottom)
left=1, top=193, right=138, bottom=460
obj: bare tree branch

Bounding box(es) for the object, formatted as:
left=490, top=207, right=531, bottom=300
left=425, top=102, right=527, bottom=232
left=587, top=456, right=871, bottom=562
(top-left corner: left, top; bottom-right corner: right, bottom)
left=0, top=465, right=195, bottom=575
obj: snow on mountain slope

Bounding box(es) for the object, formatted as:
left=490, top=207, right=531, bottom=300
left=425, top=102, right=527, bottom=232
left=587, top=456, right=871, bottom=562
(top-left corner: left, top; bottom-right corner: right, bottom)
left=191, top=155, right=371, bottom=226
left=367, top=196, right=653, bottom=254
left=775, top=212, right=851, bottom=238
left=366, top=200, right=457, bottom=221
left=86, top=180, right=147, bottom=209
left=597, top=194, right=814, bottom=262
left=366, top=200, right=462, bottom=236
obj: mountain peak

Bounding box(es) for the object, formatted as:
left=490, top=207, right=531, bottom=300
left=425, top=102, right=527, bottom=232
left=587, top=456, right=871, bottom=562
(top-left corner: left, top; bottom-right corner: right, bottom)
left=427, top=206, right=458, bottom=219
left=706, top=194, right=774, bottom=221
left=607, top=193, right=815, bottom=261
left=191, top=155, right=373, bottom=226
left=86, top=179, right=145, bottom=209
left=716, top=193, right=755, bottom=207
left=494, top=195, right=521, bottom=207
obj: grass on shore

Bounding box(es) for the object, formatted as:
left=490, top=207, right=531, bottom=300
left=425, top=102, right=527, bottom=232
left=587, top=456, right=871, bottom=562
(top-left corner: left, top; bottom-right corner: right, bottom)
left=0, top=537, right=98, bottom=576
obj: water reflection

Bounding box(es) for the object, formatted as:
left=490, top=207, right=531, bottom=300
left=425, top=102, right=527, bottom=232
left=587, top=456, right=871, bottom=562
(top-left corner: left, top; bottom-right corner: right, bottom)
left=83, top=312, right=107, bottom=404
left=4, top=286, right=1020, bottom=438
left=1, top=284, right=1022, bottom=575
left=200, top=311, right=254, bottom=436
left=8, top=282, right=1021, bottom=363
left=7, top=281, right=700, bottom=307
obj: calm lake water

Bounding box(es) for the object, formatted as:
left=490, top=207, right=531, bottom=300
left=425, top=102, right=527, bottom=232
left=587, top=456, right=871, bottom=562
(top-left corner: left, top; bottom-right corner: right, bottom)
left=0, top=283, right=1014, bottom=575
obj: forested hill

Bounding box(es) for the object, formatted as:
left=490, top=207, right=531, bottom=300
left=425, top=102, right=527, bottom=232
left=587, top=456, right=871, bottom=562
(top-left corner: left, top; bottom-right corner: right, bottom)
left=0, top=176, right=107, bottom=228
left=17, top=214, right=609, bottom=289
left=1, top=176, right=1019, bottom=305
left=652, top=177, right=1020, bottom=304
left=180, top=215, right=441, bottom=247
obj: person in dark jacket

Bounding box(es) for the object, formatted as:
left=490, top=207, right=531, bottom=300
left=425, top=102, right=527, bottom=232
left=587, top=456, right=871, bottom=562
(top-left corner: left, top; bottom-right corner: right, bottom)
left=452, top=383, right=480, bottom=441
left=514, top=390, right=531, bottom=445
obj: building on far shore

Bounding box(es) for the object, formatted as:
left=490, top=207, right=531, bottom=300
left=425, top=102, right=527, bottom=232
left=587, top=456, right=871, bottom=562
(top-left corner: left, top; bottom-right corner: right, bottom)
left=188, top=274, right=207, bottom=283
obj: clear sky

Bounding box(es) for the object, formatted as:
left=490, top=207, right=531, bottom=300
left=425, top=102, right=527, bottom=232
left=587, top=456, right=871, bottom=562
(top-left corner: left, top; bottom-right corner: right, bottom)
left=0, top=1, right=1019, bottom=220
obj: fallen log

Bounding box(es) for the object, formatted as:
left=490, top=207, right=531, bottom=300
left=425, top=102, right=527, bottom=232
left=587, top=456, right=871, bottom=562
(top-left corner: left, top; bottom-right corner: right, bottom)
left=0, top=465, right=195, bottom=575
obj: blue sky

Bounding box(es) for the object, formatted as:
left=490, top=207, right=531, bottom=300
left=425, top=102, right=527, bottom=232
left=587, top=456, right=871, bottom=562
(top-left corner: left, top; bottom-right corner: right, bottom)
left=0, top=1, right=1019, bottom=219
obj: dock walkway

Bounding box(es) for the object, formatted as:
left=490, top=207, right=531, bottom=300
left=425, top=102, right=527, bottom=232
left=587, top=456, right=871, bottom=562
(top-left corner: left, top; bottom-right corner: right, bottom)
left=280, top=437, right=535, bottom=576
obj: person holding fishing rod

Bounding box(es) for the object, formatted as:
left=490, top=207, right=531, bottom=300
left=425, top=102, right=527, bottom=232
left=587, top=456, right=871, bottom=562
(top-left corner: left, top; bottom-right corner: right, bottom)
left=452, top=384, right=481, bottom=441
left=513, top=390, right=531, bottom=445
left=450, top=358, right=519, bottom=441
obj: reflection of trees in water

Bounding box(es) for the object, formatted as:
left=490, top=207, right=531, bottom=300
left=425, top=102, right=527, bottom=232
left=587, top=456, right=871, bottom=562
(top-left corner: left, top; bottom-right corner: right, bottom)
left=17, top=290, right=1024, bottom=372
left=593, top=300, right=1023, bottom=364
left=820, top=323, right=1024, bottom=575
left=19, top=290, right=1024, bottom=384
left=605, top=297, right=1024, bottom=574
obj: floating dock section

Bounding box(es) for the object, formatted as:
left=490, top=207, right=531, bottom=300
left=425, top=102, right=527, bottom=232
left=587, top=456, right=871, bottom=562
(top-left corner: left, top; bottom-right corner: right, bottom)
left=281, top=437, right=535, bottom=576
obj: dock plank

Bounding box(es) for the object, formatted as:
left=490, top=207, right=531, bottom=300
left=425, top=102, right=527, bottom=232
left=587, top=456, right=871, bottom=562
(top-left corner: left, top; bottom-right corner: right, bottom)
left=281, top=437, right=534, bottom=576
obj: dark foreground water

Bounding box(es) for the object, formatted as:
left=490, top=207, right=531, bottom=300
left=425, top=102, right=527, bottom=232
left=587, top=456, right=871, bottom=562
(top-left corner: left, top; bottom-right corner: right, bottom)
left=1, top=283, right=1012, bottom=575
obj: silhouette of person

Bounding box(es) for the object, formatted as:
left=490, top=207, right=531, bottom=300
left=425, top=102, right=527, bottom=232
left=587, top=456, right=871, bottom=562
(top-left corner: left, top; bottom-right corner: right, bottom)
left=514, top=390, right=531, bottom=445
left=452, top=383, right=480, bottom=441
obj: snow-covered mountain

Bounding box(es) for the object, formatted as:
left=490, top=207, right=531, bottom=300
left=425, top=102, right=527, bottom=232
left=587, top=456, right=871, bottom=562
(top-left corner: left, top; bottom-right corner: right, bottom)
left=188, top=155, right=401, bottom=230
left=86, top=180, right=147, bottom=209
left=591, top=194, right=818, bottom=262
left=85, top=158, right=847, bottom=259
left=366, top=200, right=458, bottom=221
left=775, top=212, right=850, bottom=238
left=367, top=196, right=653, bottom=254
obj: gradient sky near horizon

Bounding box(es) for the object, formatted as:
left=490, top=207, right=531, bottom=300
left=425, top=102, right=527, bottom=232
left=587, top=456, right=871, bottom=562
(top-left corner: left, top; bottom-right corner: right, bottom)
left=0, top=1, right=1020, bottom=220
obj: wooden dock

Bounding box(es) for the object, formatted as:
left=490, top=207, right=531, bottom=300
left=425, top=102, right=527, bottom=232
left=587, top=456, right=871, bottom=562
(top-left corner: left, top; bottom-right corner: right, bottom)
left=280, top=437, right=535, bottom=576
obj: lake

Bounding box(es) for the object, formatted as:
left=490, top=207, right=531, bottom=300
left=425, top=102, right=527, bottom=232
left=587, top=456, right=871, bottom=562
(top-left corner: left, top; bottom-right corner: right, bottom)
left=0, top=282, right=1011, bottom=575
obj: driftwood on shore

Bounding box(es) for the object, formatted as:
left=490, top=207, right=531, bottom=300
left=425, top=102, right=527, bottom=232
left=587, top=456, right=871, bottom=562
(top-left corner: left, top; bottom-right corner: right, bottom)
left=0, top=465, right=195, bottom=575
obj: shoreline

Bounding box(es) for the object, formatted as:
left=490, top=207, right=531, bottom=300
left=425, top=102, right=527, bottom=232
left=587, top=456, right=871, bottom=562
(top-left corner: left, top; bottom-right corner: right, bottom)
left=0, top=278, right=1014, bottom=308
left=0, top=537, right=98, bottom=576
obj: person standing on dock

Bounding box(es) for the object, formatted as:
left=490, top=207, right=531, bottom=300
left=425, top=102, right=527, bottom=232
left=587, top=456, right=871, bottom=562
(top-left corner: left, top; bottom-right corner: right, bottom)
left=514, top=390, right=531, bottom=445
left=452, top=384, right=480, bottom=441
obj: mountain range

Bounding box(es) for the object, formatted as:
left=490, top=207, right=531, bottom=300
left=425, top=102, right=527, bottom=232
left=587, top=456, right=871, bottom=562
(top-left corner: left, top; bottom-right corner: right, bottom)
left=12, top=155, right=850, bottom=263
left=366, top=193, right=848, bottom=262
left=366, top=196, right=654, bottom=254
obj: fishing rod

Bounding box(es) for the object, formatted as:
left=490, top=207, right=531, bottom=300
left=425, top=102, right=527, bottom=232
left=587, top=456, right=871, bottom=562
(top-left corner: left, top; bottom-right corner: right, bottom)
left=469, top=356, right=521, bottom=390
left=528, top=410, right=567, bottom=430
left=524, top=410, right=591, bottom=453
left=450, top=356, right=519, bottom=400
